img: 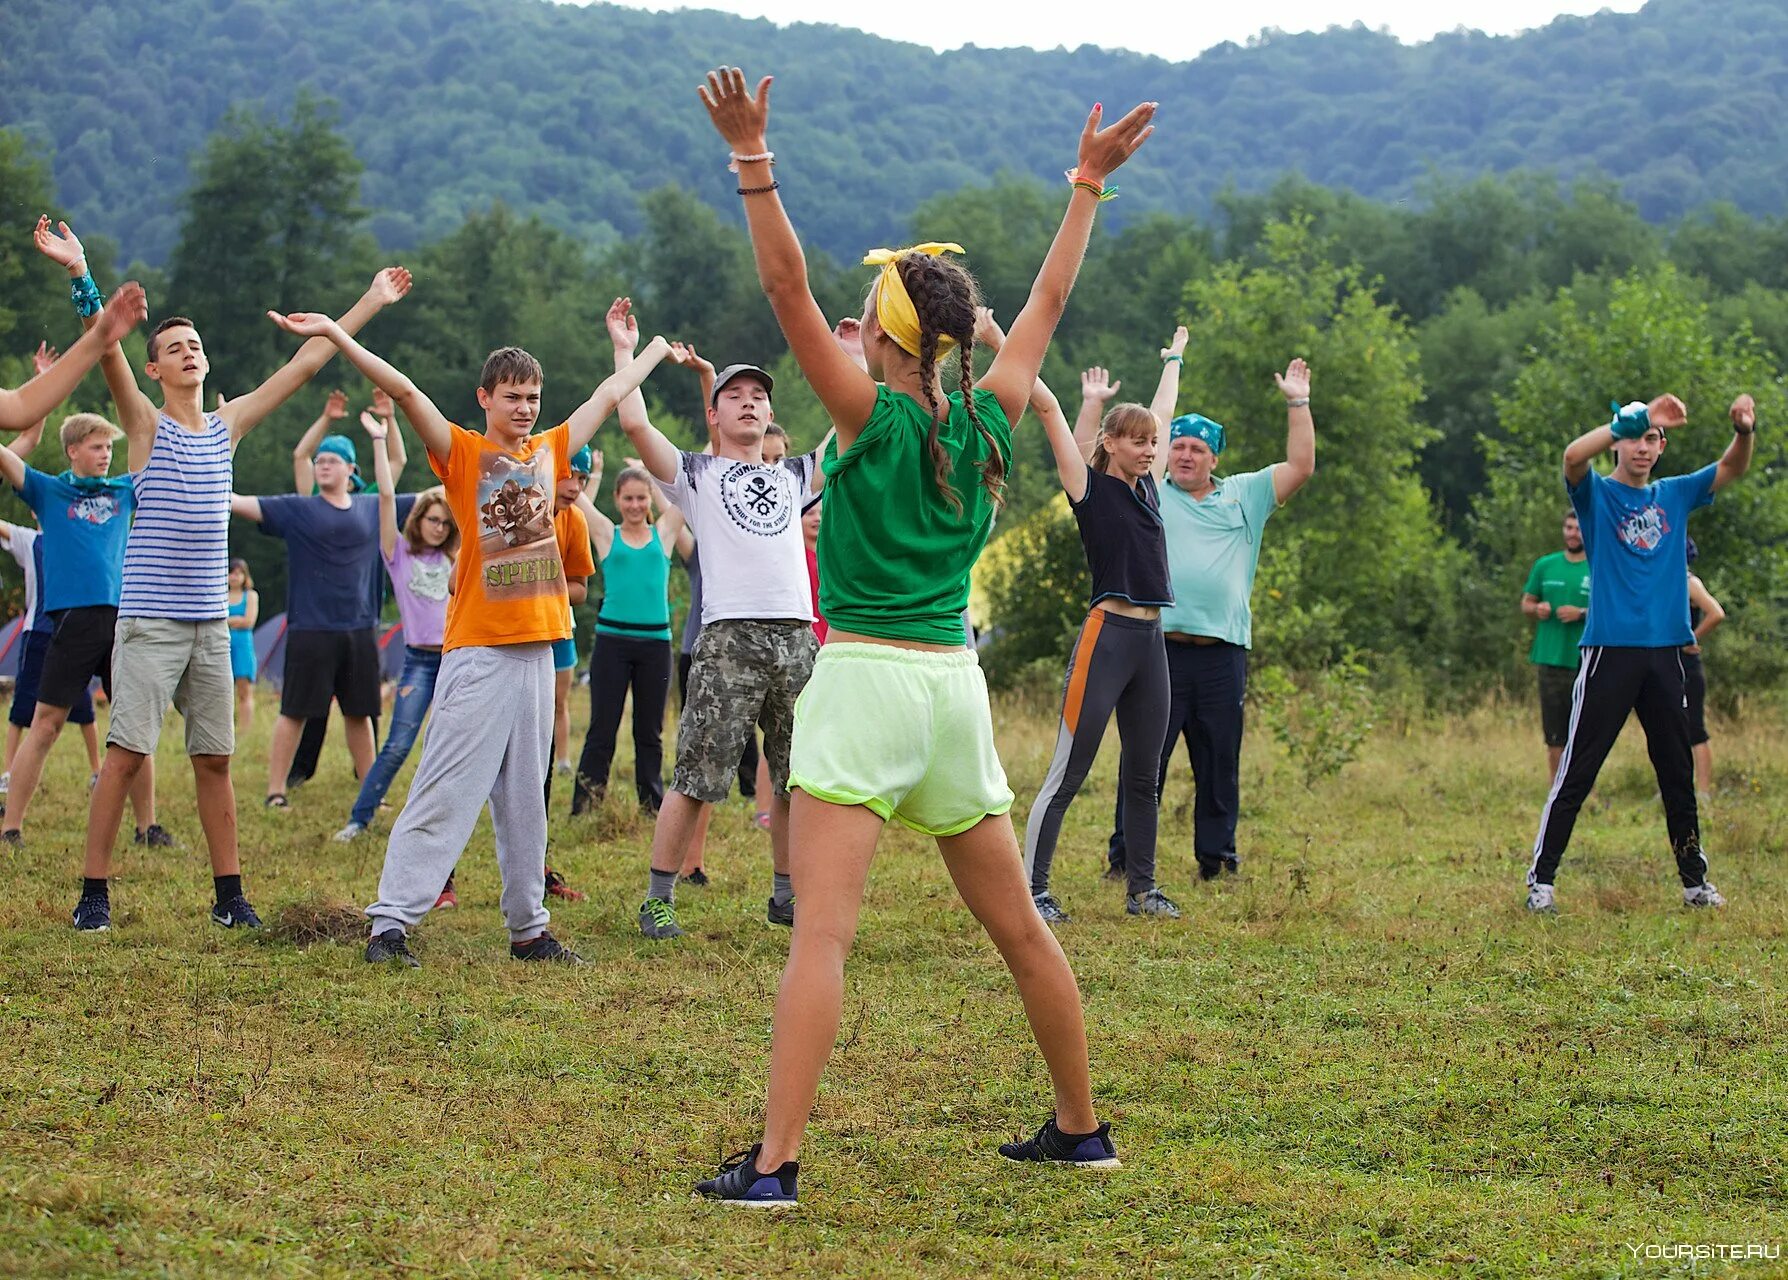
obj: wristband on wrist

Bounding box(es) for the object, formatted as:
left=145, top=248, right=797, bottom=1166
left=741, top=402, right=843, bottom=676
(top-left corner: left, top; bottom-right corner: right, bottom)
left=737, top=181, right=780, bottom=196
left=728, top=150, right=774, bottom=173
left=1162, top=354, right=1183, bottom=365
left=1064, top=168, right=1119, bottom=202
left=1286, top=397, right=1310, bottom=408
left=1735, top=425, right=1755, bottom=436
left=69, top=272, right=103, bottom=318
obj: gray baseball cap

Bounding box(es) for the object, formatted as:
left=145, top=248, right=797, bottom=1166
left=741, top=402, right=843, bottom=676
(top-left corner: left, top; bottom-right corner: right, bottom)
left=710, top=363, right=774, bottom=406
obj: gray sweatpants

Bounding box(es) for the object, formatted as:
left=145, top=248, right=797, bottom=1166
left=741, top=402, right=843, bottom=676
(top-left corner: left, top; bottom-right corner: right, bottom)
left=365, top=642, right=554, bottom=943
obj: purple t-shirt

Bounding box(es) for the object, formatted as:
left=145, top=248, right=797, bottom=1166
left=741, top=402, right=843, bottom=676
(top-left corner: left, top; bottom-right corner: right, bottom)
left=382, top=540, right=451, bottom=648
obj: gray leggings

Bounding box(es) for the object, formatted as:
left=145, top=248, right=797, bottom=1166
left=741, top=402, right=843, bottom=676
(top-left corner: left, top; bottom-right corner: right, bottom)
left=1024, top=610, right=1169, bottom=898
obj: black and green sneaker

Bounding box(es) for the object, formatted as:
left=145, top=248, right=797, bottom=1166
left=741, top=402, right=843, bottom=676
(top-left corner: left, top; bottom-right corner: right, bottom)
left=639, top=897, right=684, bottom=940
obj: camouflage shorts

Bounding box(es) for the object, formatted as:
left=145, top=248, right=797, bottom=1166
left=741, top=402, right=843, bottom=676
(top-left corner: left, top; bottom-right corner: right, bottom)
left=673, top=619, right=818, bottom=804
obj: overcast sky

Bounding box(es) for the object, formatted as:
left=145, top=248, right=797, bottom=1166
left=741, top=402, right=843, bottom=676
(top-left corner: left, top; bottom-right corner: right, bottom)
left=592, top=0, right=1646, bottom=61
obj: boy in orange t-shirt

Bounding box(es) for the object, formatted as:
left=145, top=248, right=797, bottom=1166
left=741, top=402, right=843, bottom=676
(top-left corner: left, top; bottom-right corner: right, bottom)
left=268, top=307, right=670, bottom=965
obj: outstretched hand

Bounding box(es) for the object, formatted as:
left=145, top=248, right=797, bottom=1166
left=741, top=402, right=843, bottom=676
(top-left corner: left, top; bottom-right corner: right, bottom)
left=830, top=319, right=864, bottom=365
left=699, top=67, right=772, bottom=152
left=31, top=343, right=58, bottom=377
left=33, top=216, right=85, bottom=271
left=1161, top=326, right=1188, bottom=361
left=683, top=342, right=717, bottom=377
left=1730, top=394, right=1757, bottom=431
left=371, top=387, right=394, bottom=419
left=666, top=341, right=696, bottom=367
left=974, top=307, right=1007, bottom=353
left=1647, top=393, right=1688, bottom=431
left=1076, top=101, right=1157, bottom=183
left=1275, top=358, right=1311, bottom=403
left=1081, top=367, right=1121, bottom=402
left=324, top=388, right=348, bottom=420
left=366, top=267, right=412, bottom=308
left=96, top=282, right=148, bottom=345
left=607, top=297, right=639, bottom=351
left=267, top=311, right=341, bottom=340
left=358, top=410, right=388, bottom=441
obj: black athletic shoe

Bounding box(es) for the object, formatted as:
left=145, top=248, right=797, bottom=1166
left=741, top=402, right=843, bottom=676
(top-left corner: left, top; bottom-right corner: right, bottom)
left=71, top=892, right=111, bottom=932
left=682, top=868, right=710, bottom=887
left=1032, top=892, right=1071, bottom=924
left=998, top=1116, right=1121, bottom=1168
left=0, top=828, right=22, bottom=849
left=695, top=1144, right=798, bottom=1207
left=511, top=931, right=585, bottom=963
left=210, top=895, right=262, bottom=930
left=365, top=930, right=420, bottom=967
left=134, top=824, right=176, bottom=848
left=766, top=894, right=795, bottom=928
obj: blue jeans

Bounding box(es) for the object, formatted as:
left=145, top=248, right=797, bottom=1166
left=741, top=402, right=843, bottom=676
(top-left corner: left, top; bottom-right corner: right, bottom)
left=349, top=646, right=442, bottom=826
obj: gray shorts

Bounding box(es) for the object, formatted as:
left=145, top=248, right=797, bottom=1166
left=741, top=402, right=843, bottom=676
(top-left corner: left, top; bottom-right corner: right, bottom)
left=108, top=617, right=235, bottom=757
left=673, top=619, right=817, bottom=804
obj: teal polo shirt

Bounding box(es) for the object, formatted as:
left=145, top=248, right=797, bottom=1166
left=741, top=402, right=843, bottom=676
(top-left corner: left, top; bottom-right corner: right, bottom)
left=1158, top=464, right=1280, bottom=648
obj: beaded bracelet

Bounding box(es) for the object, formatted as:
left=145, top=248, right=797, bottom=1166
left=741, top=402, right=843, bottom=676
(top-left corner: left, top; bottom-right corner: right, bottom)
left=738, top=181, right=781, bottom=196
left=70, top=272, right=103, bottom=318
left=1286, top=397, right=1310, bottom=408
left=728, top=150, right=774, bottom=173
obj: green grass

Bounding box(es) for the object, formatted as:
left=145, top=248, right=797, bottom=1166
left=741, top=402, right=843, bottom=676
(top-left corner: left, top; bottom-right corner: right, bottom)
left=2, top=693, right=1785, bottom=1277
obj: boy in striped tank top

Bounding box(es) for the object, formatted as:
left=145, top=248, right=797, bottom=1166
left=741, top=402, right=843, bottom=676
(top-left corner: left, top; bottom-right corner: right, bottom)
left=35, top=216, right=414, bottom=933
left=264, top=305, right=672, bottom=966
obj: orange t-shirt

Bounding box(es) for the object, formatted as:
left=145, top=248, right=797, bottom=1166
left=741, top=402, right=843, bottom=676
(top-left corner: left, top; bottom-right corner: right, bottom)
left=555, top=504, right=596, bottom=630
left=431, top=422, right=574, bottom=651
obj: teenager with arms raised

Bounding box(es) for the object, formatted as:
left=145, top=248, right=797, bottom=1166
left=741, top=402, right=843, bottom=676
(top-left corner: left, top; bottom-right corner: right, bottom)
left=264, top=304, right=671, bottom=965
left=1010, top=322, right=1186, bottom=925
left=691, top=67, right=1155, bottom=1206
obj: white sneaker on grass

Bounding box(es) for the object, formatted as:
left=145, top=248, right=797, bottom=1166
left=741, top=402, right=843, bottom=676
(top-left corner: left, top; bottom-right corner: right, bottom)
left=332, top=821, right=366, bottom=843
left=1525, top=883, right=1557, bottom=913
left=1683, top=882, right=1726, bottom=908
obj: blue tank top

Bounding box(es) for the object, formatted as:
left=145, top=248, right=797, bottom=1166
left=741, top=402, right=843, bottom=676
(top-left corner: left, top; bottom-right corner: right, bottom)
left=597, top=525, right=671, bottom=641
left=228, top=591, right=255, bottom=665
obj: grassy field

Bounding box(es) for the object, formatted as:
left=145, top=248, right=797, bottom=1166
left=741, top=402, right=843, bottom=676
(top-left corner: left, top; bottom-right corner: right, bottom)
left=1, top=688, right=1785, bottom=1278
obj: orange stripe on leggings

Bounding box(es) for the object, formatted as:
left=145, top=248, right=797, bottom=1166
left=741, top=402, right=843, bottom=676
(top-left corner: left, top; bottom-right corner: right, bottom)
left=1062, top=610, right=1105, bottom=735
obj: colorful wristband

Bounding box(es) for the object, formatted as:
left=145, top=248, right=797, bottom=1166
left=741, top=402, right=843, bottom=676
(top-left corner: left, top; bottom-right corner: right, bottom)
left=1064, top=168, right=1119, bottom=202
left=70, top=272, right=103, bottom=318
left=1162, top=354, right=1183, bottom=365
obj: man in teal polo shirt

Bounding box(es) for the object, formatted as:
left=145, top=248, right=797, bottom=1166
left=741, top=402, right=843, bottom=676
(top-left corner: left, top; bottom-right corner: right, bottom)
left=1107, top=359, right=1316, bottom=882
left=1521, top=511, right=1590, bottom=783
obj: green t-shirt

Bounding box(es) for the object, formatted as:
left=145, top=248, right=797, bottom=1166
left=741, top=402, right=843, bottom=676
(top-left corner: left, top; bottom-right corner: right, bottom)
left=1523, top=551, right=1591, bottom=668
left=1158, top=465, right=1281, bottom=648
left=819, top=386, right=1011, bottom=645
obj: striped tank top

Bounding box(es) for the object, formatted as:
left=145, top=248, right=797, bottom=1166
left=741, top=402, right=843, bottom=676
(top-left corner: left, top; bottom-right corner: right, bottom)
left=120, top=412, right=232, bottom=620
left=596, top=525, right=671, bottom=641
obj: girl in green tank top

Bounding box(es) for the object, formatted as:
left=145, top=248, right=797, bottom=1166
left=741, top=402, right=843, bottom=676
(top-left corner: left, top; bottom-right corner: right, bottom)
left=692, top=65, right=1158, bottom=1207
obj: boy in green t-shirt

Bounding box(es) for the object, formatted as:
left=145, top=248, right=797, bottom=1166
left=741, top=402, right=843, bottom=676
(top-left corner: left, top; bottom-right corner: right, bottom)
left=1521, top=510, right=1590, bottom=782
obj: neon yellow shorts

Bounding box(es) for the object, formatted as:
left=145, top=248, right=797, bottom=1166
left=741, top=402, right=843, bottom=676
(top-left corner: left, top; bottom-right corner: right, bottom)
left=789, top=642, right=1014, bottom=837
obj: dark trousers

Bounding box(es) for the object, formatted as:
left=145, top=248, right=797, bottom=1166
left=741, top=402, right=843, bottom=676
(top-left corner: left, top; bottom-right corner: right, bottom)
left=574, top=634, right=671, bottom=811
left=1109, top=640, right=1247, bottom=878
left=1528, top=645, right=1705, bottom=888
left=677, top=647, right=758, bottom=798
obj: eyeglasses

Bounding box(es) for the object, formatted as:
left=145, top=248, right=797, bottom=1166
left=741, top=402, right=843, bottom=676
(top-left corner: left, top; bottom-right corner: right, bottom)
left=421, top=515, right=450, bottom=527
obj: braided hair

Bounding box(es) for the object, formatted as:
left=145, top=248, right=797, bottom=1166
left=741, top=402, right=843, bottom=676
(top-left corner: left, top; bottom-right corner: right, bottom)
left=894, top=253, right=1007, bottom=514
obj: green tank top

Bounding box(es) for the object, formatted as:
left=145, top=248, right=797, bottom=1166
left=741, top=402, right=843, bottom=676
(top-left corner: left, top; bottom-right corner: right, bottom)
left=819, top=386, right=1011, bottom=645
left=596, top=524, right=671, bottom=641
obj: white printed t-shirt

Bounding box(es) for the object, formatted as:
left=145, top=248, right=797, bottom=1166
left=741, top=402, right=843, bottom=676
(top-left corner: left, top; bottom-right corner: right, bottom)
left=655, top=450, right=818, bottom=625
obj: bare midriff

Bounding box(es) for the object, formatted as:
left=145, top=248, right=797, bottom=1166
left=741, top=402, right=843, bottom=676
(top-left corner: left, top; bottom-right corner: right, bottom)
left=825, top=628, right=966, bottom=653
left=1095, top=598, right=1159, bottom=621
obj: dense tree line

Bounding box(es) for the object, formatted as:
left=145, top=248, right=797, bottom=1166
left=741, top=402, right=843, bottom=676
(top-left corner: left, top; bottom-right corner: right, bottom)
left=4, top=0, right=1788, bottom=267
left=1, top=99, right=1783, bottom=707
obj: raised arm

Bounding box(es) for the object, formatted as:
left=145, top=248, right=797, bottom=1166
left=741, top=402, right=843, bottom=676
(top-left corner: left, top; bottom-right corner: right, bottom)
left=377, top=388, right=408, bottom=484
left=596, top=312, right=681, bottom=483
left=565, top=336, right=673, bottom=456
left=683, top=344, right=719, bottom=440
left=1714, top=394, right=1756, bottom=493
left=572, top=491, right=616, bottom=561
left=1149, top=327, right=1187, bottom=482
left=362, top=411, right=398, bottom=558
left=1566, top=395, right=1685, bottom=485
left=0, top=291, right=148, bottom=433
left=230, top=493, right=264, bottom=523
left=1073, top=366, right=1120, bottom=469
left=977, top=102, right=1156, bottom=424
left=656, top=503, right=694, bottom=560
left=291, top=390, right=347, bottom=494
left=1272, top=358, right=1315, bottom=503
left=699, top=69, right=879, bottom=442
left=26, top=219, right=156, bottom=444
left=5, top=345, right=57, bottom=459
left=265, top=311, right=453, bottom=463
left=0, top=431, right=27, bottom=491
left=227, top=267, right=412, bottom=442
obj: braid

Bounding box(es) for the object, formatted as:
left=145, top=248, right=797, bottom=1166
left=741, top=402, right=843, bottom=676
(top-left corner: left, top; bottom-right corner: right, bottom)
left=899, top=253, right=990, bottom=515
left=956, top=333, right=1006, bottom=510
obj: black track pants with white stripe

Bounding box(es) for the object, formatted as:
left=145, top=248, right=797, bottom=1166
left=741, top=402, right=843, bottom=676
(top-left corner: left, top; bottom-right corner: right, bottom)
left=1528, top=645, right=1706, bottom=889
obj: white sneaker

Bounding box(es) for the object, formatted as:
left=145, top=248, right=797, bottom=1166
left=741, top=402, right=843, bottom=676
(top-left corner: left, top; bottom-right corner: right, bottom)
left=555, top=760, right=573, bottom=776
left=1526, top=883, right=1557, bottom=913
left=88, top=772, right=99, bottom=791
left=0, top=771, right=9, bottom=795
left=1683, top=882, right=1726, bottom=908
left=332, top=821, right=366, bottom=844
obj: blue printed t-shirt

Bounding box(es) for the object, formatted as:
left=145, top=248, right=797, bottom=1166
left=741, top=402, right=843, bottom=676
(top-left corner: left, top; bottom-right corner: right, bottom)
left=256, top=494, right=383, bottom=631
left=1158, top=465, right=1280, bottom=648
left=1569, top=463, right=1716, bottom=649
left=17, top=467, right=137, bottom=611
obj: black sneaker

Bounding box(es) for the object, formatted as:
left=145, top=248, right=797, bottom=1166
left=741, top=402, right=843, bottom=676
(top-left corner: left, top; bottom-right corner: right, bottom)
left=210, top=894, right=262, bottom=930
left=510, top=931, right=586, bottom=963
left=365, top=929, right=420, bottom=967
left=999, top=1116, right=1120, bottom=1168
left=72, top=892, right=111, bottom=932
left=694, top=1144, right=798, bottom=1207
left=0, top=828, right=22, bottom=849
left=682, top=868, right=710, bottom=887
left=1032, top=892, right=1071, bottom=924
left=766, top=894, right=795, bottom=928
left=134, top=824, right=176, bottom=848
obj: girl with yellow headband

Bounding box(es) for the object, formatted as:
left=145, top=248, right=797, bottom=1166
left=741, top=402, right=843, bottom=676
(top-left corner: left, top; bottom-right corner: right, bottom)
left=693, top=64, right=1156, bottom=1207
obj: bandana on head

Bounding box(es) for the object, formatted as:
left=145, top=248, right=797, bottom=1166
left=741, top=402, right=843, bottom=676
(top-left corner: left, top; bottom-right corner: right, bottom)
left=570, top=445, right=594, bottom=475
left=1170, top=413, right=1226, bottom=455
left=861, top=243, right=965, bottom=358
left=316, top=434, right=358, bottom=467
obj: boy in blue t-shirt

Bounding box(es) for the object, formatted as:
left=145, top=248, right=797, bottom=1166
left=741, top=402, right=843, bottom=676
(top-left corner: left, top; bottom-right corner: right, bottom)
left=1526, top=392, right=1757, bottom=913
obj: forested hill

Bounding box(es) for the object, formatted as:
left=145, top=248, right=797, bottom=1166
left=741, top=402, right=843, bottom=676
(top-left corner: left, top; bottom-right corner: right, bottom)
left=2, top=0, right=1786, bottom=265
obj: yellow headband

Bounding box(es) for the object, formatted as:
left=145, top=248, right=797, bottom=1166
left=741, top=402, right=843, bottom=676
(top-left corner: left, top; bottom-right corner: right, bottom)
left=862, top=242, right=965, bottom=358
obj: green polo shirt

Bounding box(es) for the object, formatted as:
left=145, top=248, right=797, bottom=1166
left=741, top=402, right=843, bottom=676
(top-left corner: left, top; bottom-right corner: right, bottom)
left=1158, top=465, right=1281, bottom=648
left=1523, top=551, right=1590, bottom=669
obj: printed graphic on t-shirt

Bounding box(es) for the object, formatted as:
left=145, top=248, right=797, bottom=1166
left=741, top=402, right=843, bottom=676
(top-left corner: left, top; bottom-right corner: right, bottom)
left=68, top=490, right=124, bottom=526
left=407, top=554, right=451, bottom=602
left=475, top=446, right=564, bottom=598
left=1616, top=503, right=1670, bottom=552
left=717, top=461, right=797, bottom=537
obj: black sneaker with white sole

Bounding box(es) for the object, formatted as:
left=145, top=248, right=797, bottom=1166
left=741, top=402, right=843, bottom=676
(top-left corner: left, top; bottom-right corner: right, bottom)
left=210, top=895, right=263, bottom=930
left=134, top=824, right=176, bottom=848
left=999, top=1116, right=1121, bottom=1168
left=365, top=930, right=420, bottom=967
left=510, top=931, right=586, bottom=963
left=72, top=892, right=111, bottom=932
left=694, top=1144, right=798, bottom=1207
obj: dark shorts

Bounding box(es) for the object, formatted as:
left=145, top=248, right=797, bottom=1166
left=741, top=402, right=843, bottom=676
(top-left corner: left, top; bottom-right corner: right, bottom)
left=39, top=605, right=118, bottom=709
left=10, top=629, right=96, bottom=727
left=674, top=619, right=816, bottom=804
left=1536, top=663, right=1578, bottom=748
left=1682, top=651, right=1709, bottom=746
left=281, top=627, right=381, bottom=719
